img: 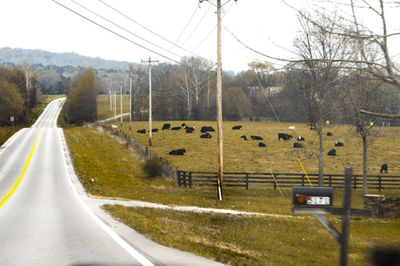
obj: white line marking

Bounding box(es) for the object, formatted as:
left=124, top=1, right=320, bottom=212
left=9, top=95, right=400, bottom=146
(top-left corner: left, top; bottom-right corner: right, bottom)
left=58, top=128, right=154, bottom=266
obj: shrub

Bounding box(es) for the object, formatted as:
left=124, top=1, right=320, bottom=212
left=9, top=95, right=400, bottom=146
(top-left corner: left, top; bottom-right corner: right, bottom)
left=143, top=157, right=164, bottom=178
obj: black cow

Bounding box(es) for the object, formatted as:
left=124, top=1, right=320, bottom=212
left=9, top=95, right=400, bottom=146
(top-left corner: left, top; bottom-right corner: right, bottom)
left=201, top=126, right=215, bottom=133
left=380, top=164, right=388, bottom=173
left=258, top=142, right=266, bottom=147
left=278, top=133, right=293, bottom=141
left=327, top=132, right=333, bottom=136
left=335, top=141, right=344, bottom=147
left=171, top=126, right=181, bottom=131
left=185, top=126, right=195, bottom=133
left=327, top=149, right=336, bottom=156
left=293, top=143, right=303, bottom=148
left=232, top=125, right=242, bottom=130
left=137, top=129, right=146, bottom=134
left=251, top=135, right=263, bottom=141
left=150, top=128, right=158, bottom=133
left=297, top=136, right=305, bottom=141
left=200, top=133, right=212, bottom=139
left=181, top=123, right=186, bottom=127
left=162, top=123, right=171, bottom=130
left=169, top=148, right=186, bottom=155
left=240, top=135, right=247, bottom=141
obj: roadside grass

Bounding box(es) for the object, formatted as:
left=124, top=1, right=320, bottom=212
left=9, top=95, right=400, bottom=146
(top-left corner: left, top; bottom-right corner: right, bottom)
left=65, top=125, right=400, bottom=265
left=63, top=126, right=399, bottom=214
left=106, top=120, right=400, bottom=176
left=104, top=205, right=400, bottom=265
left=0, top=95, right=64, bottom=146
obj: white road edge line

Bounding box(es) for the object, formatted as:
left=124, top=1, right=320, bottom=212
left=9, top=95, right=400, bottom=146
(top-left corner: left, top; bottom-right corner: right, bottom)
left=58, top=127, right=154, bottom=266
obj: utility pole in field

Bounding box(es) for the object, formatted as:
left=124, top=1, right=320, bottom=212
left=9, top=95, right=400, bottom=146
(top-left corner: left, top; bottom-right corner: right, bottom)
left=120, top=82, right=123, bottom=125
left=200, top=0, right=236, bottom=201
left=141, top=57, right=158, bottom=146
left=129, top=72, right=133, bottom=130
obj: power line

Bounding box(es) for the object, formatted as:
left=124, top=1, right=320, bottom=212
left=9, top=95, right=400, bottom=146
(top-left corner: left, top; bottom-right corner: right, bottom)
left=97, top=0, right=202, bottom=59
left=180, top=5, right=212, bottom=47
left=170, top=4, right=199, bottom=50
left=52, top=0, right=180, bottom=64
left=70, top=0, right=183, bottom=60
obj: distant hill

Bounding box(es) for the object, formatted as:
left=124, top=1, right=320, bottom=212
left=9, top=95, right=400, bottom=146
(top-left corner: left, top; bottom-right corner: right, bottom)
left=0, top=47, right=132, bottom=70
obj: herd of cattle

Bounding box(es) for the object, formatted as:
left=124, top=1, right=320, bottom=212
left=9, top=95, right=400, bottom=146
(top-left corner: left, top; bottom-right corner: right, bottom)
left=134, top=123, right=390, bottom=173
left=135, top=123, right=348, bottom=158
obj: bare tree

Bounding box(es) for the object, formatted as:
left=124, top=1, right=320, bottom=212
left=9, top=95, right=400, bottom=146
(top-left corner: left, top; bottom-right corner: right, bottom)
left=291, top=12, right=349, bottom=186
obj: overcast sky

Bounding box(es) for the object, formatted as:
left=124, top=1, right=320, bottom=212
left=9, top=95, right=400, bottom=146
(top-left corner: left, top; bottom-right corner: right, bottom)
left=0, top=0, right=398, bottom=72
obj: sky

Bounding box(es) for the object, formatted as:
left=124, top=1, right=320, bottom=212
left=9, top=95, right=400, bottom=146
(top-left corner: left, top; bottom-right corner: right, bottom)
left=0, top=0, right=398, bottom=73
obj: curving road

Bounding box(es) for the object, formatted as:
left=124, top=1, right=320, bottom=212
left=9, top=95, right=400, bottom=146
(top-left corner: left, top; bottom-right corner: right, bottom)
left=0, top=99, right=222, bottom=266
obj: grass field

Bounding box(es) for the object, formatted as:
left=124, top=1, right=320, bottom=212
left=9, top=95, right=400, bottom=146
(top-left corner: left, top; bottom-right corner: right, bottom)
left=97, top=94, right=130, bottom=121
left=104, top=120, right=400, bottom=176
left=63, top=125, right=400, bottom=265
left=104, top=205, right=400, bottom=266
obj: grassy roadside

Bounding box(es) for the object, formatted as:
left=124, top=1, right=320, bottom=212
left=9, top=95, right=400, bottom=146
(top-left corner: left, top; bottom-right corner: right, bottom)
left=0, top=95, right=64, bottom=146
left=104, top=205, right=400, bottom=265
left=64, top=125, right=400, bottom=265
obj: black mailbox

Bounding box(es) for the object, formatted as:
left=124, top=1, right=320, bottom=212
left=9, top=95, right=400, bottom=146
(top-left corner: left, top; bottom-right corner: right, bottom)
left=292, top=187, right=333, bottom=206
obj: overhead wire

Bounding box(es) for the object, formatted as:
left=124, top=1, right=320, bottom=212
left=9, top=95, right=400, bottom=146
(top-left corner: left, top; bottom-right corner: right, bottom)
left=69, top=0, right=183, bottom=60
left=52, top=0, right=181, bottom=64
left=170, top=4, right=200, bottom=50
left=180, top=5, right=212, bottom=47
left=97, top=0, right=203, bottom=59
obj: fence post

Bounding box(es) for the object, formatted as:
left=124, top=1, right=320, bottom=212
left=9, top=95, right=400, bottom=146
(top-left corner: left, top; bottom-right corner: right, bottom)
left=245, top=173, right=249, bottom=190
left=302, top=175, right=305, bottom=187
left=353, top=175, right=357, bottom=190
left=379, top=176, right=382, bottom=192
left=177, top=168, right=181, bottom=186
left=183, top=171, right=187, bottom=187
left=189, top=171, right=192, bottom=188
left=329, top=175, right=332, bottom=187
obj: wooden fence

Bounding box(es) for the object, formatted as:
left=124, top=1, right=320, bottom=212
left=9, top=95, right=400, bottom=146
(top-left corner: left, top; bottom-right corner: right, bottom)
left=176, top=170, right=400, bottom=191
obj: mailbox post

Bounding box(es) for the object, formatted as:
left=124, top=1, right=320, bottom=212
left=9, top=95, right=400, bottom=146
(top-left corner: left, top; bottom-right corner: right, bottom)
left=292, top=166, right=372, bottom=266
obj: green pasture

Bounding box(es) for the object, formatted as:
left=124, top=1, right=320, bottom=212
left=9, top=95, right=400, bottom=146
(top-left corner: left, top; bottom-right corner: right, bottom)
left=105, top=120, right=400, bottom=176
left=97, top=94, right=130, bottom=121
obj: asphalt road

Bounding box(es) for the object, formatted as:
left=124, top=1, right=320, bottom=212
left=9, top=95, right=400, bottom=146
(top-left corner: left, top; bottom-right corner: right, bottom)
left=0, top=99, right=222, bottom=266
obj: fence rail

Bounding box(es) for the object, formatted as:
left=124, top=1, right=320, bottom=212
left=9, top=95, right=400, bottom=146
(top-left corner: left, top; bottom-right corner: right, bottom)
left=176, top=170, right=400, bottom=191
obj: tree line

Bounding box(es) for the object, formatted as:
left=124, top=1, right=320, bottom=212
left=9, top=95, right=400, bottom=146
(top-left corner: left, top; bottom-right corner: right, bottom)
left=0, top=66, right=40, bottom=126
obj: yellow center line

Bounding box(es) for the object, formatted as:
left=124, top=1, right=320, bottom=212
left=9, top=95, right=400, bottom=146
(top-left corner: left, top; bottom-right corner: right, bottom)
left=0, top=104, right=57, bottom=208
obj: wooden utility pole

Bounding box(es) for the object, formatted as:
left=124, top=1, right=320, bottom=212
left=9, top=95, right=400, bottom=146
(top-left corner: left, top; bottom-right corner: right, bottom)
left=200, top=0, right=229, bottom=201
left=142, top=57, right=158, bottom=146
left=129, top=72, right=133, bottom=130
left=120, top=82, right=123, bottom=125
left=216, top=0, right=223, bottom=201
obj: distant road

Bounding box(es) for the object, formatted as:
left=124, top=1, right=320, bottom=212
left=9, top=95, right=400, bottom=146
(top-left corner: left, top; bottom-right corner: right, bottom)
left=0, top=99, right=222, bottom=265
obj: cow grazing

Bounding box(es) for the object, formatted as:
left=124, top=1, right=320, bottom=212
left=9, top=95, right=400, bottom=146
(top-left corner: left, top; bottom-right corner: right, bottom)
left=171, top=126, right=181, bottom=131
left=327, top=132, right=333, bottom=136
left=201, top=126, right=215, bottom=133
left=240, top=135, right=247, bottom=141
left=181, top=123, right=186, bottom=127
left=278, top=133, right=293, bottom=141
left=297, top=136, right=305, bottom=141
left=162, top=123, right=171, bottom=130
left=185, top=126, right=195, bottom=133
left=137, top=129, right=146, bottom=134
left=380, top=164, right=388, bottom=173
left=335, top=141, right=344, bottom=147
left=150, top=128, right=158, bottom=133
left=293, top=143, right=303, bottom=148
left=258, top=142, right=266, bottom=147
left=200, top=133, right=212, bottom=139
left=232, top=125, right=242, bottom=130
left=169, top=149, right=186, bottom=155
left=251, top=135, right=263, bottom=141
left=327, top=149, right=336, bottom=156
